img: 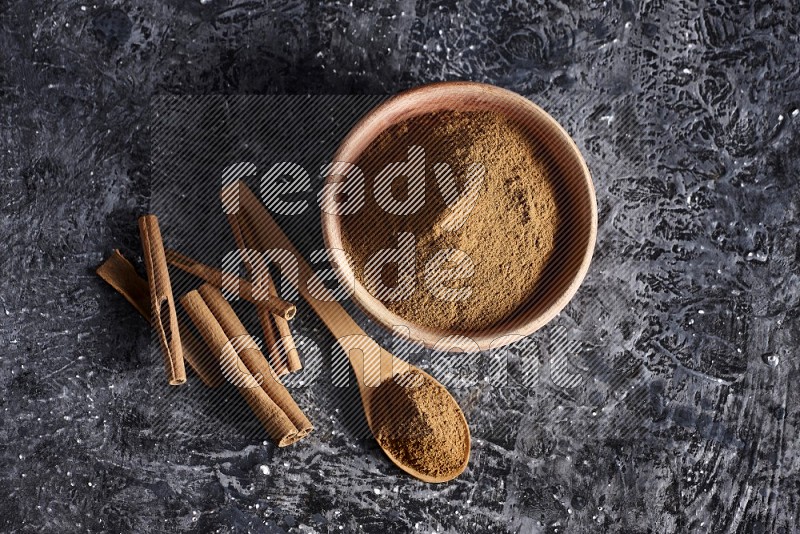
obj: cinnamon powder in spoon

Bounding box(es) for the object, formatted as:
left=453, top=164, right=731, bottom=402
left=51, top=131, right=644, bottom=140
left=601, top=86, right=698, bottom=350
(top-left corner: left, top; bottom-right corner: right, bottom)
left=372, top=370, right=468, bottom=479
left=340, top=110, right=559, bottom=332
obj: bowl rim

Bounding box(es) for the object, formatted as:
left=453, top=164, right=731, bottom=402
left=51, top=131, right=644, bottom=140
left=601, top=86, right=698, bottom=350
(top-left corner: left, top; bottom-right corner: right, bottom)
left=320, top=81, right=597, bottom=352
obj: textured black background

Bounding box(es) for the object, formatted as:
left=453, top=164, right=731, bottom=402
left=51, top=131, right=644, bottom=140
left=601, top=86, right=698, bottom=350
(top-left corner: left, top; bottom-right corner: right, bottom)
left=2, top=1, right=800, bottom=532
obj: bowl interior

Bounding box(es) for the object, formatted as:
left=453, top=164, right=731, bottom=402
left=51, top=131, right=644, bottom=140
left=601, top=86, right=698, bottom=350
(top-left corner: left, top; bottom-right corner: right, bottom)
left=322, top=82, right=596, bottom=351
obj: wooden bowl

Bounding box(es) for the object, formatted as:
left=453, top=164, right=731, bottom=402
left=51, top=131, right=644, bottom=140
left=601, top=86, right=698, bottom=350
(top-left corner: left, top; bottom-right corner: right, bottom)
left=321, top=81, right=597, bottom=352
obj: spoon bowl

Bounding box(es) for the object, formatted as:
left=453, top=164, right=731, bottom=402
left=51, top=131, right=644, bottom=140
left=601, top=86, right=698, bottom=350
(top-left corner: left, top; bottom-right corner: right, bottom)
left=341, top=337, right=471, bottom=483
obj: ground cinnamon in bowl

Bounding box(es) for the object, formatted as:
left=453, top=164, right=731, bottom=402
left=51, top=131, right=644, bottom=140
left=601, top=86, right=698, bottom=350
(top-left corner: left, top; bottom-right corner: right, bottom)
left=340, top=110, right=560, bottom=332
left=372, top=370, right=468, bottom=479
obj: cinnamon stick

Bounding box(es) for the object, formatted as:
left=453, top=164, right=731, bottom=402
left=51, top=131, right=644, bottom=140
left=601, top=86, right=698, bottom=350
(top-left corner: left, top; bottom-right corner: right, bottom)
left=138, top=215, right=186, bottom=386
left=96, top=249, right=150, bottom=318
left=96, top=250, right=223, bottom=388
left=164, top=248, right=296, bottom=321
left=238, top=218, right=303, bottom=373
left=180, top=290, right=304, bottom=446
left=180, top=289, right=311, bottom=445
left=197, top=284, right=274, bottom=383
left=197, top=284, right=313, bottom=437
left=225, top=212, right=288, bottom=377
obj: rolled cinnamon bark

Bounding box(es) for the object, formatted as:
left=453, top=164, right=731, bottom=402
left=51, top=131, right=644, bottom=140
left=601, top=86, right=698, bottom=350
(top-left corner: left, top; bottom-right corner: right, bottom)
left=238, top=218, right=303, bottom=373
left=180, top=290, right=304, bottom=446
left=164, top=248, right=296, bottom=321
left=225, top=212, right=289, bottom=377
left=96, top=250, right=223, bottom=388
left=250, top=293, right=287, bottom=376
left=197, top=284, right=274, bottom=384
left=196, top=284, right=313, bottom=437
left=138, top=215, right=186, bottom=386
left=96, top=249, right=150, bottom=318
left=252, top=294, right=288, bottom=377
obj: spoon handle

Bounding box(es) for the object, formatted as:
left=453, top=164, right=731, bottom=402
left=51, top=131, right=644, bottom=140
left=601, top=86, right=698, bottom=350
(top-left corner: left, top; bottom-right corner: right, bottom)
left=231, top=180, right=402, bottom=387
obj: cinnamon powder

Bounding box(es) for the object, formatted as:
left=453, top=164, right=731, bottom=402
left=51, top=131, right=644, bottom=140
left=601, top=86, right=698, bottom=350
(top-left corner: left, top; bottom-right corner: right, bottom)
left=340, top=110, right=559, bottom=331
left=373, top=370, right=467, bottom=478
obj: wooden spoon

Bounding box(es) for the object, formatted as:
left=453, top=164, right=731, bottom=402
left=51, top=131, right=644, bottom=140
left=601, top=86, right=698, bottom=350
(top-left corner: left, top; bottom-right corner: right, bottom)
left=229, top=180, right=471, bottom=483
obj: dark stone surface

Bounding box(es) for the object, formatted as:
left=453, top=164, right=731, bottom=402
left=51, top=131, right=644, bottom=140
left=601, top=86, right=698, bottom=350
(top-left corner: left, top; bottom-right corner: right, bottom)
left=2, top=0, right=800, bottom=532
